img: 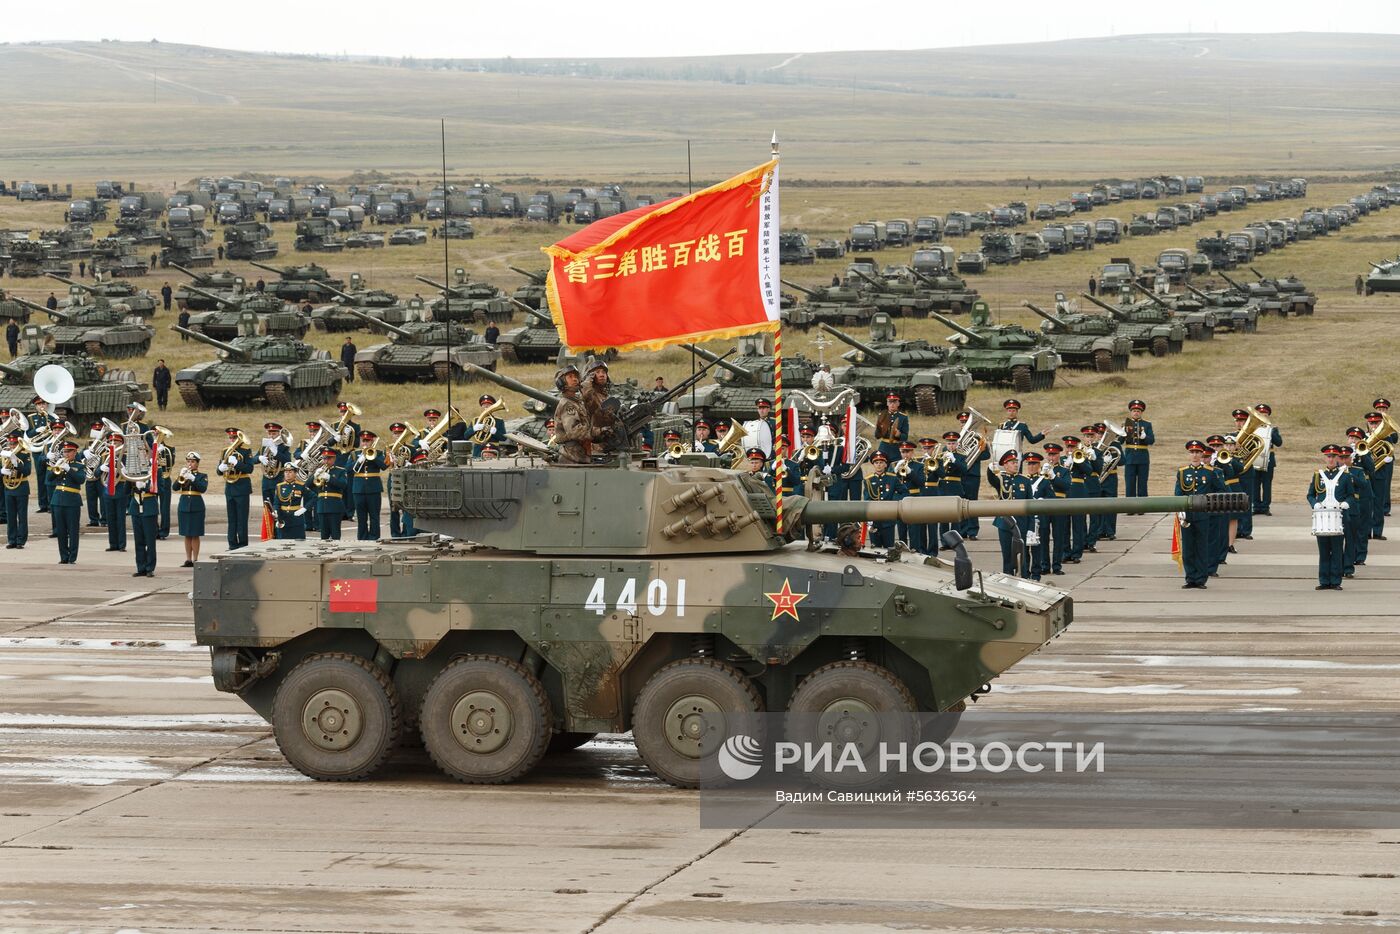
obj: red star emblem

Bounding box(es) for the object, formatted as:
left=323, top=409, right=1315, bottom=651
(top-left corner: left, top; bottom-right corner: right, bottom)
left=764, top=578, right=808, bottom=622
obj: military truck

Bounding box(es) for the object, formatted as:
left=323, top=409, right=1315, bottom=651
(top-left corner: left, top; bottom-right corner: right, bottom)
left=929, top=305, right=1061, bottom=391
left=780, top=279, right=878, bottom=328
left=172, top=312, right=345, bottom=410
left=677, top=335, right=829, bottom=423
left=0, top=326, right=150, bottom=424
left=819, top=314, right=973, bottom=415
left=17, top=289, right=154, bottom=358
left=67, top=199, right=106, bottom=223
left=1079, top=290, right=1185, bottom=356
left=913, top=216, right=942, bottom=242
left=118, top=192, right=166, bottom=220
left=347, top=309, right=500, bottom=383
left=779, top=232, right=816, bottom=265
left=885, top=219, right=914, bottom=246
left=849, top=221, right=886, bottom=251
left=417, top=271, right=516, bottom=325
left=294, top=217, right=345, bottom=253
left=224, top=222, right=279, bottom=261
left=1094, top=218, right=1123, bottom=244
left=1020, top=233, right=1050, bottom=261
left=1024, top=298, right=1132, bottom=372
left=250, top=261, right=344, bottom=303
left=188, top=437, right=1249, bottom=786
left=182, top=282, right=310, bottom=340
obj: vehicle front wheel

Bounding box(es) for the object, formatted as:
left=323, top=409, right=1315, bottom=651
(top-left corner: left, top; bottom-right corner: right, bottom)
left=419, top=655, right=553, bottom=784
left=632, top=658, right=763, bottom=788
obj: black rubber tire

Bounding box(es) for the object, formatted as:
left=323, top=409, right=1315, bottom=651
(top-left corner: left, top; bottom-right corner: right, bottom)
left=1011, top=365, right=1033, bottom=393
left=547, top=731, right=599, bottom=754
left=419, top=655, right=552, bottom=784
left=787, top=661, right=919, bottom=789
left=270, top=652, right=401, bottom=782
left=631, top=658, right=763, bottom=789
left=1093, top=349, right=1113, bottom=373
left=1150, top=336, right=1168, bottom=357
left=913, top=385, right=938, bottom=417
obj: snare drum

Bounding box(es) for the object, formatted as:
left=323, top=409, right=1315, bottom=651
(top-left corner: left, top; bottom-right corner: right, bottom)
left=990, top=428, right=1021, bottom=466
left=1311, top=504, right=1344, bottom=537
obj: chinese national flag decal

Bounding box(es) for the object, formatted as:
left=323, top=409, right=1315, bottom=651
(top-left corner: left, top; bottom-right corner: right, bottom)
left=542, top=159, right=780, bottom=352
left=329, top=579, right=378, bottom=613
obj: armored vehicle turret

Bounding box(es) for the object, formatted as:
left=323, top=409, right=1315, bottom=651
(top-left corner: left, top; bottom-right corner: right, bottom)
left=497, top=301, right=569, bottom=364
left=309, top=275, right=407, bottom=332
left=347, top=309, right=500, bottom=383
left=677, top=335, right=831, bottom=422
left=223, top=221, right=279, bottom=261
left=0, top=325, right=149, bottom=423
left=170, top=265, right=245, bottom=309
left=1182, top=282, right=1260, bottom=333
left=0, top=289, right=33, bottom=326
left=780, top=279, right=877, bottom=329
left=845, top=265, right=935, bottom=317
left=172, top=312, right=344, bottom=410
left=51, top=274, right=158, bottom=317
left=1078, top=290, right=1186, bottom=356
left=1365, top=258, right=1400, bottom=295
left=905, top=266, right=979, bottom=313
left=250, top=261, right=344, bottom=303
left=508, top=266, right=548, bottom=311
left=417, top=271, right=516, bottom=325
left=1129, top=281, right=1216, bottom=340
left=1246, top=267, right=1314, bottom=315
left=818, top=314, right=972, bottom=414
left=1024, top=298, right=1132, bottom=371
left=19, top=291, right=154, bottom=358
left=293, top=217, right=345, bottom=253
left=190, top=457, right=1246, bottom=786
left=928, top=305, right=1061, bottom=391
left=181, top=281, right=310, bottom=340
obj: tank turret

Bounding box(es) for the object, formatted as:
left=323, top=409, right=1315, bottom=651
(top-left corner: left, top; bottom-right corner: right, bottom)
left=681, top=343, right=759, bottom=383
left=817, top=322, right=889, bottom=364
left=171, top=324, right=253, bottom=361
left=928, top=310, right=989, bottom=344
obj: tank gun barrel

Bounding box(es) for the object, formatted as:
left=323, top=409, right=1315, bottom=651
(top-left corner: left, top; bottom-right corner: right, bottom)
left=927, top=310, right=985, bottom=343
left=1022, top=301, right=1067, bottom=328
left=508, top=265, right=547, bottom=285
left=0, top=362, right=23, bottom=381
left=318, top=282, right=355, bottom=302
left=1078, top=292, right=1128, bottom=319
left=167, top=262, right=203, bottom=281
left=248, top=261, right=287, bottom=277
left=14, top=297, right=68, bottom=320
left=169, top=324, right=250, bottom=360
left=1216, top=270, right=1247, bottom=294
left=414, top=275, right=459, bottom=296
left=181, top=284, right=236, bottom=309
left=1370, top=261, right=1386, bottom=271
left=47, top=273, right=97, bottom=295
left=508, top=298, right=552, bottom=324
left=680, top=343, right=754, bottom=380
left=794, top=492, right=1246, bottom=530
left=1183, top=282, right=1211, bottom=300
left=1129, top=281, right=1170, bottom=308
left=346, top=308, right=411, bottom=338
left=816, top=322, right=888, bottom=363
left=462, top=364, right=558, bottom=408
left=849, top=267, right=886, bottom=290
left=1248, top=266, right=1269, bottom=281
left=779, top=278, right=818, bottom=298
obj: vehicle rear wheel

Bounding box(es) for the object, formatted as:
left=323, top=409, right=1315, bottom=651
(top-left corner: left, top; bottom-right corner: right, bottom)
left=913, top=385, right=938, bottom=417
left=632, top=658, right=763, bottom=788
left=271, top=652, right=401, bottom=781
left=1150, top=337, right=1168, bottom=357
left=419, top=655, right=552, bottom=784
left=1093, top=349, right=1113, bottom=373
left=1011, top=365, right=1033, bottom=393
left=786, top=661, right=918, bottom=789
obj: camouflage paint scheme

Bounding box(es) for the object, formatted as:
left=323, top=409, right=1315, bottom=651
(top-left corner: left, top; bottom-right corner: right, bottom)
left=0, top=326, right=150, bottom=420
left=820, top=314, right=973, bottom=414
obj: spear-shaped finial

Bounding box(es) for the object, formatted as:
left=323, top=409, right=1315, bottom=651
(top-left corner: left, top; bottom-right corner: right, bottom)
left=771, top=131, right=779, bottom=157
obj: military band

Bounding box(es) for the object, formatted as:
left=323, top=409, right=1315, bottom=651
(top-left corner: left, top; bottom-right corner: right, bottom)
left=1308, top=444, right=1354, bottom=590
left=174, top=452, right=207, bottom=566
left=2, top=428, right=31, bottom=549
left=1121, top=399, right=1153, bottom=499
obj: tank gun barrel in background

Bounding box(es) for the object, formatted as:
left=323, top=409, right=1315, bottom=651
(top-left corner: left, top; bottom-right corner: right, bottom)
left=345, top=308, right=411, bottom=338
left=1370, top=261, right=1386, bottom=271
left=1216, top=270, right=1247, bottom=294
left=508, top=266, right=547, bottom=285
left=180, top=284, right=237, bottom=309
left=794, top=492, right=1246, bottom=532
left=1022, top=301, right=1067, bottom=329
left=1183, top=282, right=1211, bottom=300
left=849, top=267, right=886, bottom=290
left=169, top=324, right=251, bottom=360
left=462, top=364, right=558, bottom=408
left=414, top=275, right=459, bottom=296
left=1078, top=292, right=1129, bottom=319
left=779, top=278, right=818, bottom=298
left=680, top=343, right=755, bottom=381
left=816, top=322, right=889, bottom=363
left=927, top=310, right=986, bottom=343
left=508, top=298, right=552, bottom=324
left=14, top=297, right=69, bottom=320
left=318, top=282, right=355, bottom=303
left=1128, top=281, right=1170, bottom=308
left=167, top=263, right=203, bottom=280
left=248, top=261, right=286, bottom=277
left=46, top=273, right=94, bottom=294
left=1248, top=266, right=1270, bottom=281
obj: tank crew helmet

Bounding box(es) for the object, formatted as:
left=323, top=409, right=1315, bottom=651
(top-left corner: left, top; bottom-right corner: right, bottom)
left=583, top=356, right=609, bottom=377
left=554, top=364, right=580, bottom=391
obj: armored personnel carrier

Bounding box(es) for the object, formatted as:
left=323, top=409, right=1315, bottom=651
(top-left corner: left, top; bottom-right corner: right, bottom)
left=51, top=274, right=158, bottom=317
left=1024, top=299, right=1132, bottom=372
left=189, top=454, right=1245, bottom=786
left=17, top=292, right=154, bottom=359
left=417, top=272, right=516, bottom=325
left=347, top=309, right=500, bottom=383
left=780, top=279, right=878, bottom=328
left=182, top=282, right=310, bottom=340
left=929, top=305, right=1061, bottom=391
left=1365, top=258, right=1400, bottom=295
left=310, top=276, right=405, bottom=332
left=678, top=336, right=831, bottom=422
left=172, top=312, right=344, bottom=410
left=819, top=314, right=972, bottom=414
left=1079, top=291, right=1185, bottom=356
left=250, top=261, right=344, bottom=303
left=1129, top=282, right=1217, bottom=340
left=0, top=326, right=150, bottom=423
left=1182, top=283, right=1260, bottom=333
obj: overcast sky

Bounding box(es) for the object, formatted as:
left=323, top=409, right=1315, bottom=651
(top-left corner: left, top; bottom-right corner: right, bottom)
left=11, top=0, right=1392, bottom=58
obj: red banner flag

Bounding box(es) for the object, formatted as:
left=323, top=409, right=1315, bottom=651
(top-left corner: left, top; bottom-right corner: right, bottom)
left=329, top=579, right=378, bottom=614
left=542, top=160, right=780, bottom=352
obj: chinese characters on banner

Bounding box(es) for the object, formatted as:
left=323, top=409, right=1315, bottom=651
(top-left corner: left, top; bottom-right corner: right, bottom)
left=542, top=159, right=780, bottom=352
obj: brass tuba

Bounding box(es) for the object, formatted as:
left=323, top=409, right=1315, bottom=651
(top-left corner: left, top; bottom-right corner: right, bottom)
left=387, top=421, right=420, bottom=468
left=470, top=399, right=507, bottom=444
left=418, top=404, right=466, bottom=464
left=0, top=408, right=28, bottom=439
left=293, top=421, right=338, bottom=483
left=1233, top=409, right=1274, bottom=472
left=956, top=406, right=993, bottom=460
left=1096, top=420, right=1125, bottom=479
left=334, top=403, right=363, bottom=452
left=1362, top=410, right=1399, bottom=463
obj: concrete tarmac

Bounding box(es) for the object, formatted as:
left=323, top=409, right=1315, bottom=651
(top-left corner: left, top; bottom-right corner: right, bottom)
left=0, top=500, right=1397, bottom=932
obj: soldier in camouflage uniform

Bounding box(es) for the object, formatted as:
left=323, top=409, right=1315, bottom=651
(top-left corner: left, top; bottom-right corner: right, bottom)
left=553, top=364, right=602, bottom=465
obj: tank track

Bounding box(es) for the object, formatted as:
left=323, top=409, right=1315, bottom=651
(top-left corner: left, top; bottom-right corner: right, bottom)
left=354, top=361, right=378, bottom=383
left=177, top=380, right=206, bottom=410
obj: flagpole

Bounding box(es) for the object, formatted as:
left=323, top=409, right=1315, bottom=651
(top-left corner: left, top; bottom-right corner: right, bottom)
left=441, top=118, right=452, bottom=434
left=770, top=131, right=785, bottom=536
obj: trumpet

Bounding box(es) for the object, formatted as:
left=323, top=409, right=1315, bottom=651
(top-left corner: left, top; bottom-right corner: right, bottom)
left=800, top=443, right=822, bottom=462
left=894, top=459, right=912, bottom=478
left=1071, top=449, right=1088, bottom=465
left=666, top=442, right=686, bottom=459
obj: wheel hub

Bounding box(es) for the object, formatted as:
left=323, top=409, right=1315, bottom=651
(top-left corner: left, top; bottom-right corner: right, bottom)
left=451, top=690, right=512, bottom=755
left=817, top=697, right=879, bottom=754
left=301, top=688, right=363, bottom=751
left=663, top=694, right=722, bottom=759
